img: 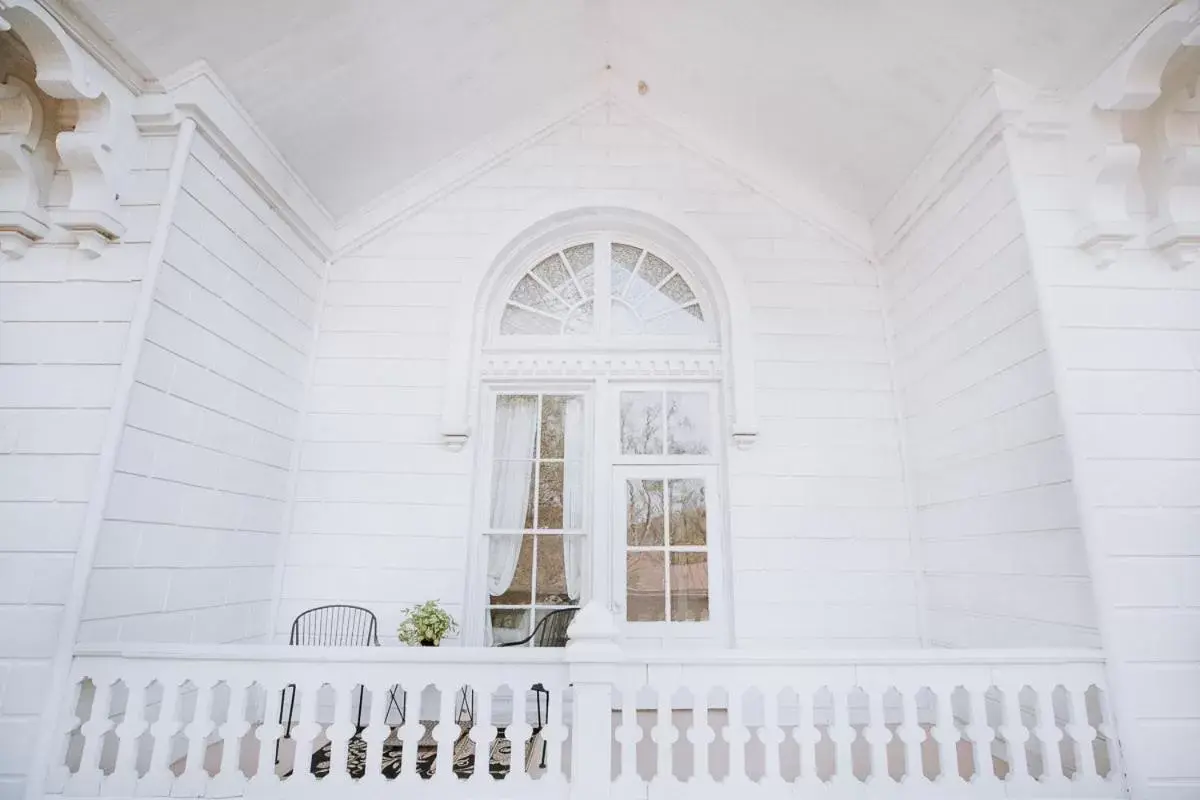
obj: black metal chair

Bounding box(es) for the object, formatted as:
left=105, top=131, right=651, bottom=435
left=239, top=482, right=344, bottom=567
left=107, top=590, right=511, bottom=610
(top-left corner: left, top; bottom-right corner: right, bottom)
left=279, top=605, right=405, bottom=757
left=494, top=607, right=579, bottom=768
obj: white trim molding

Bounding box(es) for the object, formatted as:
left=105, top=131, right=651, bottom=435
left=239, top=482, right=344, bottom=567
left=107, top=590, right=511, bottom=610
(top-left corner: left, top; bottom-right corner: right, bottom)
left=438, top=203, right=759, bottom=451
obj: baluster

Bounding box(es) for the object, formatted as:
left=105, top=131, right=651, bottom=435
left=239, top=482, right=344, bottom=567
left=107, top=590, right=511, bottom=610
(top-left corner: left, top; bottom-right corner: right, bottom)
left=898, top=682, right=926, bottom=785
left=794, top=685, right=820, bottom=789
left=394, top=682, right=424, bottom=784
left=324, top=683, right=356, bottom=786
left=107, top=676, right=149, bottom=796
left=650, top=684, right=676, bottom=785
left=687, top=684, right=714, bottom=787
left=863, top=684, right=891, bottom=785
left=46, top=676, right=86, bottom=794
left=468, top=684, right=495, bottom=786
left=759, top=686, right=783, bottom=786
left=1094, top=683, right=1121, bottom=782
left=965, top=682, right=998, bottom=786
left=288, top=681, right=323, bottom=787
left=252, top=679, right=285, bottom=788
left=1035, top=684, right=1066, bottom=785
left=430, top=684, right=459, bottom=783
left=67, top=677, right=112, bottom=794
left=999, top=683, right=1033, bottom=786
left=540, top=679, right=569, bottom=785
left=725, top=684, right=750, bottom=784
left=359, top=682, right=390, bottom=785
left=506, top=685, right=535, bottom=784
left=614, top=684, right=640, bottom=788
left=210, top=679, right=250, bottom=796
left=142, top=677, right=183, bottom=796
left=1065, top=681, right=1100, bottom=785
left=932, top=684, right=962, bottom=784
left=176, top=680, right=216, bottom=796
left=830, top=686, right=856, bottom=788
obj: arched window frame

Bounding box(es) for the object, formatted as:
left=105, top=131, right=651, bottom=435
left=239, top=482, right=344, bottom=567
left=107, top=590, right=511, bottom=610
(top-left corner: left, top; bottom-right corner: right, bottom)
left=440, top=206, right=758, bottom=453
left=487, top=233, right=720, bottom=351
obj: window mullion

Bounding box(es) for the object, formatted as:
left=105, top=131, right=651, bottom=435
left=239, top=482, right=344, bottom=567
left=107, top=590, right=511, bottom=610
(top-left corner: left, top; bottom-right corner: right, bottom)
left=594, top=235, right=612, bottom=337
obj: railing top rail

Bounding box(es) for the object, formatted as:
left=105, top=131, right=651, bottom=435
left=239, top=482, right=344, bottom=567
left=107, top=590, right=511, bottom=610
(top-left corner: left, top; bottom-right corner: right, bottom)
left=70, top=642, right=569, bottom=665
left=629, top=647, right=1109, bottom=667
left=71, top=642, right=1107, bottom=668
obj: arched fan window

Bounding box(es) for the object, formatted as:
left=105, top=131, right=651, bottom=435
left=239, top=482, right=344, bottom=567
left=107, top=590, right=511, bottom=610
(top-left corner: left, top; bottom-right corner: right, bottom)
left=498, top=240, right=713, bottom=340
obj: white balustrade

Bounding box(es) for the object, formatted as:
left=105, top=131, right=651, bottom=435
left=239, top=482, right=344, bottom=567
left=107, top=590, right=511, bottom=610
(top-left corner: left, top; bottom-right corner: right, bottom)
left=48, top=638, right=1122, bottom=799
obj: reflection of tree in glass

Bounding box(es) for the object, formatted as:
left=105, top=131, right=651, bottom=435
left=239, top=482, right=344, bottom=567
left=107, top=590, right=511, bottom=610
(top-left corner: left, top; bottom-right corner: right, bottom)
left=667, top=393, right=709, bottom=455
left=620, top=393, right=662, bottom=455
left=626, top=480, right=664, bottom=545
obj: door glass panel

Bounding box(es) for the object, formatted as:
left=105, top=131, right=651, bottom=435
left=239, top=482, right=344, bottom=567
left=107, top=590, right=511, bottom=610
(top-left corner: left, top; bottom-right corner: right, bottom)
left=620, top=391, right=663, bottom=455
left=537, top=462, right=564, bottom=529
left=488, top=533, right=533, bottom=606
left=626, top=479, right=664, bottom=545
left=667, top=392, right=710, bottom=455
left=489, top=608, right=530, bottom=645
left=668, top=479, right=707, bottom=545
left=535, top=534, right=578, bottom=606
left=539, top=395, right=568, bottom=459
left=626, top=552, right=666, bottom=621
left=669, top=553, right=709, bottom=621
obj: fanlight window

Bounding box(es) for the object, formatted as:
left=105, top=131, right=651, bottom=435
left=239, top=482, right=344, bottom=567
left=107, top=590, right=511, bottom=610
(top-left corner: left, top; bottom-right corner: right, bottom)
left=499, top=241, right=711, bottom=338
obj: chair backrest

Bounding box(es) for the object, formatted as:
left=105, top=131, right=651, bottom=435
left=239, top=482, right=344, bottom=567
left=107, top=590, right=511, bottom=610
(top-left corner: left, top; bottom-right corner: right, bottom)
left=289, top=605, right=380, bottom=646
left=533, top=607, right=578, bottom=647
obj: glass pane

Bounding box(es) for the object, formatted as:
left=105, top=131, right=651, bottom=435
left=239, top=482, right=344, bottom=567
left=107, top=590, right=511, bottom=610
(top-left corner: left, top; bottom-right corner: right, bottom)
left=611, top=243, right=643, bottom=294
left=611, top=299, right=642, bottom=334
left=667, top=392, right=711, bottom=455
left=500, top=304, right=561, bottom=335
left=488, top=534, right=533, bottom=605
left=490, top=459, right=535, bottom=528
left=535, top=534, right=579, bottom=605
left=626, top=252, right=674, bottom=303
left=539, top=395, right=567, bottom=459
left=563, top=243, right=595, bottom=279
left=645, top=306, right=709, bottom=336
left=510, top=274, right=567, bottom=315
left=537, top=462, right=564, bottom=529
left=626, top=552, right=666, bottom=622
left=626, top=479, right=664, bottom=546
left=670, top=553, right=710, bottom=622
left=531, top=253, right=571, bottom=290
left=563, top=300, right=594, bottom=334
left=620, top=391, right=663, bottom=455
left=489, top=608, right=530, bottom=645
left=660, top=273, right=696, bottom=305
left=669, top=479, right=707, bottom=545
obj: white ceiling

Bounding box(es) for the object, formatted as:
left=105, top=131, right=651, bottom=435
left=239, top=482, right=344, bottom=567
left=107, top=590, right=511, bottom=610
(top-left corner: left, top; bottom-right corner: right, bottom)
left=67, top=0, right=1172, bottom=223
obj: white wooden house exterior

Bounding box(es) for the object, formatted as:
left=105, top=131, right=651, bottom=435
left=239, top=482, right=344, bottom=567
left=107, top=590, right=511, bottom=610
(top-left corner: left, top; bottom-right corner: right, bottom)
left=0, top=2, right=1196, bottom=799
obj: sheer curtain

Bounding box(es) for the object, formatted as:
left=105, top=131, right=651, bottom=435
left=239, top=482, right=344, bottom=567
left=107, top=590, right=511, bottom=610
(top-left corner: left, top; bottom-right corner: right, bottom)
left=562, top=396, right=584, bottom=602
left=486, top=396, right=538, bottom=597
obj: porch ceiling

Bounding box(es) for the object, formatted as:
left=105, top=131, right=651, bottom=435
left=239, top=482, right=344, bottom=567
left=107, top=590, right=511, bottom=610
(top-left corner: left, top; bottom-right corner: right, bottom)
left=67, top=0, right=1170, bottom=223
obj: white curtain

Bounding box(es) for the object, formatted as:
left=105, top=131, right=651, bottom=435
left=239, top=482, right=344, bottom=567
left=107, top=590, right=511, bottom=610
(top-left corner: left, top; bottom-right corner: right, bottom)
left=486, top=396, right=538, bottom=597
left=562, top=396, right=584, bottom=601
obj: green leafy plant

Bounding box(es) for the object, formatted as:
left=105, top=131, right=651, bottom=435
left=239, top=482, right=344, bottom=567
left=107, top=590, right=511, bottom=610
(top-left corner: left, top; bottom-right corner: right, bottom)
left=397, top=600, right=458, bottom=646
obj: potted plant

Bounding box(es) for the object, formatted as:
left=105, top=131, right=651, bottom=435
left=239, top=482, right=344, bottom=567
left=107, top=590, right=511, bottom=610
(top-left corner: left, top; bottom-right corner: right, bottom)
left=397, top=600, right=458, bottom=646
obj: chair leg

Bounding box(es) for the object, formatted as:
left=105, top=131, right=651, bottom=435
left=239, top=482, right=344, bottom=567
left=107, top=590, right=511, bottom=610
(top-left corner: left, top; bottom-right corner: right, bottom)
left=275, top=683, right=297, bottom=764
left=538, top=690, right=550, bottom=769
left=355, top=684, right=366, bottom=731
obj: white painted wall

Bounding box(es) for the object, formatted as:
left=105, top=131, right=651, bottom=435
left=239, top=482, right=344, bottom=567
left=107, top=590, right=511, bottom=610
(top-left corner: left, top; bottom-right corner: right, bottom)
left=0, top=127, right=172, bottom=800
left=283, top=101, right=918, bottom=648
left=876, top=90, right=1098, bottom=649
left=1003, top=87, right=1200, bottom=799
left=78, top=133, right=324, bottom=645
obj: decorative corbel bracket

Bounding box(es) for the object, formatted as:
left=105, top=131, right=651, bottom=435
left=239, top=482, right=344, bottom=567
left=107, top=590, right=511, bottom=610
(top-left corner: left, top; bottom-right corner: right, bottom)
left=1148, top=96, right=1200, bottom=268
left=52, top=95, right=126, bottom=257
left=0, top=76, right=50, bottom=258
left=1074, top=109, right=1141, bottom=266
left=0, top=0, right=127, bottom=257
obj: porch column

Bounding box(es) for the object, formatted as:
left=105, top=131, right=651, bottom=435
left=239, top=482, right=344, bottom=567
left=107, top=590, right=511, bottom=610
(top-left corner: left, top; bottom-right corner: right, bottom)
left=565, top=602, right=621, bottom=800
